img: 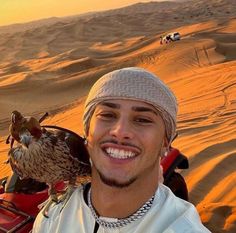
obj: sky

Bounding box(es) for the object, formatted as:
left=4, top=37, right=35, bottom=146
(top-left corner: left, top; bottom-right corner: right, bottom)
left=0, top=0, right=160, bottom=26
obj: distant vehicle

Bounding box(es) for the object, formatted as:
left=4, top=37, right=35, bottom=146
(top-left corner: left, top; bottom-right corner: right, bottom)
left=160, top=32, right=181, bottom=44
left=169, top=32, right=181, bottom=41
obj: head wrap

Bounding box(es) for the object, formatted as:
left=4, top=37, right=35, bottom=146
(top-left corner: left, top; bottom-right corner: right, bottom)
left=83, top=67, right=178, bottom=143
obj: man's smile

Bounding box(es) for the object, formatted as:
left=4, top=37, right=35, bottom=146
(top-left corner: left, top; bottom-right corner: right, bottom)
left=105, top=147, right=136, bottom=159
left=101, top=142, right=141, bottom=160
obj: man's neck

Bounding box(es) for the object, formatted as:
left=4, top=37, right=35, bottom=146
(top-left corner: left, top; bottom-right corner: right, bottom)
left=90, top=175, right=159, bottom=219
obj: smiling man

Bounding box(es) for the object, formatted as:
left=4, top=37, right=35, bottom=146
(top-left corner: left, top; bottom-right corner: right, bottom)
left=87, top=99, right=165, bottom=189
left=33, top=67, right=210, bottom=232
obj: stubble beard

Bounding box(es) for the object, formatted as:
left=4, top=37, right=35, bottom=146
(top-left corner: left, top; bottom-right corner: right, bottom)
left=92, top=147, right=162, bottom=189
left=96, top=168, right=137, bottom=188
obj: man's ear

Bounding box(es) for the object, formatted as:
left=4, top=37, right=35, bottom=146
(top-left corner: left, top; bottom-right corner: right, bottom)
left=163, top=137, right=169, bottom=148
left=161, top=137, right=170, bottom=157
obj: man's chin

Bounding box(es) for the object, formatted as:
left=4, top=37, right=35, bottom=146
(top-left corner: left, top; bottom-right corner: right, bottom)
left=98, top=171, right=136, bottom=188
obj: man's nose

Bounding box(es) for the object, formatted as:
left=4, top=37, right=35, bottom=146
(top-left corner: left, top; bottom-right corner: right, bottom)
left=109, top=118, right=133, bottom=140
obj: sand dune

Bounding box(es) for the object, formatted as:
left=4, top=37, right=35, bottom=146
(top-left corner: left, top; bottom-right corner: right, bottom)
left=0, top=1, right=235, bottom=232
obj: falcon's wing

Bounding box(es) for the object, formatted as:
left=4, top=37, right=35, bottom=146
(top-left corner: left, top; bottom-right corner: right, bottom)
left=42, top=126, right=91, bottom=167
left=8, top=148, right=28, bottom=179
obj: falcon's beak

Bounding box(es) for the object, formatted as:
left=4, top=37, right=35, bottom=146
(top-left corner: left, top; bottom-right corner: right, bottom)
left=19, top=129, right=32, bottom=148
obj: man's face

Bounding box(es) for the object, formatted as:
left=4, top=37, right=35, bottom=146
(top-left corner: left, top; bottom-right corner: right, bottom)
left=86, top=99, right=166, bottom=188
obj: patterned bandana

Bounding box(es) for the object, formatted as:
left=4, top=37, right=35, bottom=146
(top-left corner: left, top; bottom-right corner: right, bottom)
left=83, top=67, right=178, bottom=143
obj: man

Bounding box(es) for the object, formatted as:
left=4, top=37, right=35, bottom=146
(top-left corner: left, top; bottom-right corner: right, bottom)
left=33, top=67, right=210, bottom=232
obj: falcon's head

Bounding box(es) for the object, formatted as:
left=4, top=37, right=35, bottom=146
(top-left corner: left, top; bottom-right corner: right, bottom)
left=11, top=110, right=24, bottom=124
left=9, top=110, right=42, bottom=147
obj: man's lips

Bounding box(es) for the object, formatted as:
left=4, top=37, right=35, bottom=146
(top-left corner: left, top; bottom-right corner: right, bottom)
left=100, top=142, right=141, bottom=160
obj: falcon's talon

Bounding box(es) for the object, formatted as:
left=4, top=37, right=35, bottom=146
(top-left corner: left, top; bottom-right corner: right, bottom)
left=43, top=212, right=49, bottom=218
left=50, top=193, right=59, bottom=203
left=42, top=202, right=53, bottom=218
left=58, top=185, right=76, bottom=213
left=39, top=195, right=59, bottom=218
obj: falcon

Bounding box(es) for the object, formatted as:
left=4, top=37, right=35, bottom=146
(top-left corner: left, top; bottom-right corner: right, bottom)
left=7, top=110, right=91, bottom=217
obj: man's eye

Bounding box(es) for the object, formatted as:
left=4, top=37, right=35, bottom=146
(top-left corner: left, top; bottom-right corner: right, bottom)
left=97, top=112, right=115, bottom=120
left=134, top=117, right=153, bottom=123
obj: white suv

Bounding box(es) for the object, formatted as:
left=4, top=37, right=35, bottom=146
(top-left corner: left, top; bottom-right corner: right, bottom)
left=169, top=32, right=180, bottom=41
left=161, top=32, right=180, bottom=44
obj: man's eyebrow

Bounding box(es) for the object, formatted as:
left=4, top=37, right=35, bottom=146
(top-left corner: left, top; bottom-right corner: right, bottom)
left=132, top=106, right=158, bottom=115
left=99, top=102, right=158, bottom=115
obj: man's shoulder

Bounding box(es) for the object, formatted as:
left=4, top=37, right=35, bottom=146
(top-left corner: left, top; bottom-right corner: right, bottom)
left=154, top=184, right=211, bottom=232
left=157, top=184, right=191, bottom=208
left=32, top=185, right=85, bottom=233
left=49, top=184, right=85, bottom=211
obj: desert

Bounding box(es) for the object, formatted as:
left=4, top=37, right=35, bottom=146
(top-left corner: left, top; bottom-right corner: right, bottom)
left=0, top=0, right=235, bottom=232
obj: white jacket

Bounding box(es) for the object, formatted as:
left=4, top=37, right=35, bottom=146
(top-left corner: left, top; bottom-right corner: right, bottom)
left=33, top=184, right=211, bottom=233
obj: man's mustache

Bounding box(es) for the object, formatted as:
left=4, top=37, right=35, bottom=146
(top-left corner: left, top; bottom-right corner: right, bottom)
left=100, top=139, right=141, bottom=151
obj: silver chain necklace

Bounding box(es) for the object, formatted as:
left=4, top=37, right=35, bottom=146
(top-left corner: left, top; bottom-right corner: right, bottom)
left=88, top=189, right=155, bottom=228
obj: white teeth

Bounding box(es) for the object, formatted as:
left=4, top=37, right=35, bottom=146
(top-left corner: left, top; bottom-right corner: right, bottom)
left=105, top=148, right=136, bottom=159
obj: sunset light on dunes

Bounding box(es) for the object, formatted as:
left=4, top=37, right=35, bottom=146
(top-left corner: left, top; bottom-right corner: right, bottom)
left=0, top=0, right=235, bottom=232
left=0, top=0, right=153, bottom=26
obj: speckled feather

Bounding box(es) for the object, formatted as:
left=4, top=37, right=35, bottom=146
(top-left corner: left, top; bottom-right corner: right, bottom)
left=8, top=128, right=91, bottom=184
